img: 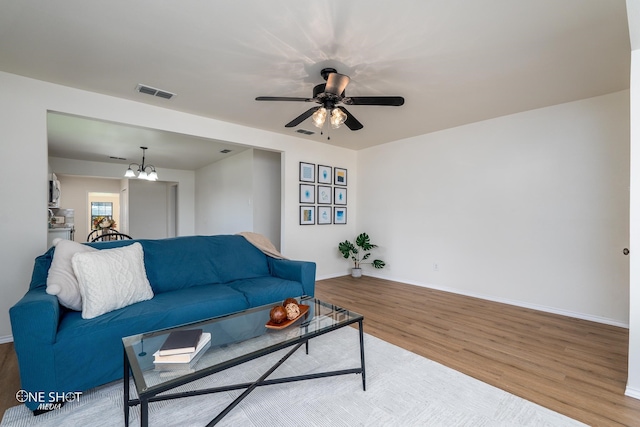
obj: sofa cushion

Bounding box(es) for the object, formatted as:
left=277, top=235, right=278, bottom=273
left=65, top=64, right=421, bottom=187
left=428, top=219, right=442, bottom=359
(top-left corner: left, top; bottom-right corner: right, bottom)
left=54, top=284, right=250, bottom=390
left=201, top=235, right=271, bottom=283
left=75, top=235, right=272, bottom=294
left=136, top=236, right=226, bottom=293
left=46, top=239, right=97, bottom=311
left=84, top=237, right=223, bottom=293
left=226, top=276, right=305, bottom=307
left=56, top=284, right=250, bottom=343
left=72, top=243, right=154, bottom=319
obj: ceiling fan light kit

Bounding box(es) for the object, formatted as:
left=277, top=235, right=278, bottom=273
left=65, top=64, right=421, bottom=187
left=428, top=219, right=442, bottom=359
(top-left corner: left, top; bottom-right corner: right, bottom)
left=255, top=68, right=404, bottom=135
left=330, top=108, right=347, bottom=129
left=124, top=146, right=159, bottom=181
left=312, top=107, right=327, bottom=128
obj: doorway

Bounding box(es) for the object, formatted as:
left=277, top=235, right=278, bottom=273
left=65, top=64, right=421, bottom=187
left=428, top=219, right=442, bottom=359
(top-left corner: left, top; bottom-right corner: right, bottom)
left=88, top=192, right=120, bottom=239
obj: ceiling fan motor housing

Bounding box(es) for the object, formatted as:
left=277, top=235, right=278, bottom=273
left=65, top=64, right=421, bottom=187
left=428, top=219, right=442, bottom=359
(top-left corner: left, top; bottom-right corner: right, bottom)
left=313, top=84, right=326, bottom=98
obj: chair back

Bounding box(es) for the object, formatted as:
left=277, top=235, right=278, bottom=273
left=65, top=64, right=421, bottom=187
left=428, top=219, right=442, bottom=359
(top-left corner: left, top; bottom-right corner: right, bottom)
left=86, top=229, right=100, bottom=242
left=90, top=232, right=133, bottom=242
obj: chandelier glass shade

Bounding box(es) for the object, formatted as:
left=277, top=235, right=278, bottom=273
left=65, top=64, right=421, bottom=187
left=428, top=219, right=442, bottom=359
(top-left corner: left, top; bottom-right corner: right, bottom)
left=124, top=146, right=158, bottom=181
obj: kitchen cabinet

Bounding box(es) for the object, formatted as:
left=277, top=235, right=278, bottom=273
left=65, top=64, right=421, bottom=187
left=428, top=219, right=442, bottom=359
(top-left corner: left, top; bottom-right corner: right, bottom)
left=47, top=228, right=72, bottom=247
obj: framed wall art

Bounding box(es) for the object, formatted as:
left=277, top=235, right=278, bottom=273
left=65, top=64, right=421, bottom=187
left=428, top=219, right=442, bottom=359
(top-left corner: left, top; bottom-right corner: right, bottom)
left=300, top=206, right=315, bottom=225
left=317, top=185, right=332, bottom=204
left=318, top=165, right=332, bottom=184
left=300, top=162, right=315, bottom=182
left=334, top=207, right=347, bottom=224
left=334, top=167, right=347, bottom=186
left=317, top=206, right=332, bottom=224
left=300, top=184, right=315, bottom=204
left=334, top=187, right=347, bottom=205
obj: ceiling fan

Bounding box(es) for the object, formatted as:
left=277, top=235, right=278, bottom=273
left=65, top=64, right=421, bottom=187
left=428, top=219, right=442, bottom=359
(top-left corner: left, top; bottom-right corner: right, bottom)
left=255, top=68, right=404, bottom=132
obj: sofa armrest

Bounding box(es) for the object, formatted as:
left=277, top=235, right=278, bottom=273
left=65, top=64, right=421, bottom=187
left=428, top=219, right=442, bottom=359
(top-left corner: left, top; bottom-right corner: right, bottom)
left=9, top=289, right=61, bottom=410
left=9, top=288, right=60, bottom=345
left=268, top=259, right=317, bottom=297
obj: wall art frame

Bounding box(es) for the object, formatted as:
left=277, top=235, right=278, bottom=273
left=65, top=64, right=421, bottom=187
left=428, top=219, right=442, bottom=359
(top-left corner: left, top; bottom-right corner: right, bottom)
left=334, top=167, right=347, bottom=186
left=300, top=184, right=315, bottom=204
left=317, top=185, right=332, bottom=204
left=317, top=206, right=332, bottom=224
left=318, top=165, right=332, bottom=184
left=300, top=206, right=315, bottom=225
left=334, top=187, right=347, bottom=205
left=334, top=207, right=347, bottom=224
left=300, top=162, right=315, bottom=182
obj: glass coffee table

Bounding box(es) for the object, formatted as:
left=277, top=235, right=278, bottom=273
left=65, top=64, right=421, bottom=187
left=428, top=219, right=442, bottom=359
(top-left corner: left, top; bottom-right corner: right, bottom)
left=122, top=296, right=365, bottom=426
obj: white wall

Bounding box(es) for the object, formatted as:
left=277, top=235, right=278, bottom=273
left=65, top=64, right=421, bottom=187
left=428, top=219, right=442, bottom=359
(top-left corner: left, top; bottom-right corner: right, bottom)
left=195, top=149, right=282, bottom=248
left=0, top=70, right=357, bottom=339
left=252, top=150, right=282, bottom=250
left=0, top=75, right=48, bottom=342
left=358, top=91, right=630, bottom=326
left=120, top=179, right=130, bottom=234
left=128, top=180, right=171, bottom=239
left=626, top=0, right=640, bottom=397
left=195, top=150, right=254, bottom=235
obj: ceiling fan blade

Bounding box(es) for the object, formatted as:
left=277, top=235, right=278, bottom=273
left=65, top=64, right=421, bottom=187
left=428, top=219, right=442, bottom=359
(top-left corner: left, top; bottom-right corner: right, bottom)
left=343, top=96, right=404, bottom=106
left=337, top=107, right=363, bottom=131
left=325, top=73, right=350, bottom=96
left=285, top=107, right=320, bottom=128
left=255, top=96, right=314, bottom=102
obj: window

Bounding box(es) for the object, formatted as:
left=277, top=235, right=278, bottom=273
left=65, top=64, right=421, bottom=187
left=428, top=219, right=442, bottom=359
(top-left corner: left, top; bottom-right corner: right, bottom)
left=91, top=202, right=113, bottom=230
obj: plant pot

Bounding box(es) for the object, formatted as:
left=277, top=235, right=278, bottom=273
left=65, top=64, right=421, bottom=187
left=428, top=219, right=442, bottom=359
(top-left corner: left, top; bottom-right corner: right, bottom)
left=351, top=268, right=362, bottom=278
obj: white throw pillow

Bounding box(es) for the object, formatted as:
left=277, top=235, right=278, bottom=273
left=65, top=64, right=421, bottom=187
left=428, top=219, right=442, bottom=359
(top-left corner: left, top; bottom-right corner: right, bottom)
left=46, top=239, right=98, bottom=311
left=71, top=242, right=154, bottom=319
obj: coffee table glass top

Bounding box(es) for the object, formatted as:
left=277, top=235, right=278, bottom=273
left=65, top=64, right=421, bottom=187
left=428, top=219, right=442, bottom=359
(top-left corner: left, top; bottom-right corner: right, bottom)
left=122, top=296, right=363, bottom=395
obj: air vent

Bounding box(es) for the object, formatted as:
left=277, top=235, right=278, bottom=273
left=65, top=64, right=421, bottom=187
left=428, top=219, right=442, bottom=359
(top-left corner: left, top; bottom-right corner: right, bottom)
left=109, top=156, right=127, bottom=161
left=155, top=90, right=174, bottom=99
left=220, top=149, right=232, bottom=154
left=135, top=84, right=175, bottom=100
left=296, top=129, right=315, bottom=135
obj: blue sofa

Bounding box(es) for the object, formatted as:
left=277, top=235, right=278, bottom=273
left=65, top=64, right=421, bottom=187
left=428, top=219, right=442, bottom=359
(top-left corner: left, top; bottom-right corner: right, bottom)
left=9, top=234, right=316, bottom=411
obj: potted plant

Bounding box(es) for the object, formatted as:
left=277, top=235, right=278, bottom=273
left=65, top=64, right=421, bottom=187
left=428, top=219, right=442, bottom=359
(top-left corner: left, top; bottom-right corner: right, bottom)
left=338, top=232, right=386, bottom=278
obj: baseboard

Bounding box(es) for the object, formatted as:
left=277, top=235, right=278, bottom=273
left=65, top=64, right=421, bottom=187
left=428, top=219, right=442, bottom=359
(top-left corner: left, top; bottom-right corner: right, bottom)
left=625, top=385, right=640, bottom=400
left=315, top=271, right=351, bottom=281
left=0, top=334, right=14, bottom=344
left=356, top=272, right=630, bottom=328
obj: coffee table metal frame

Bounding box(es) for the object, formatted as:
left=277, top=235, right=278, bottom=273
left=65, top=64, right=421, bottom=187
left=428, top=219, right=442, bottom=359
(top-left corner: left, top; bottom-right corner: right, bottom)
left=122, top=297, right=365, bottom=427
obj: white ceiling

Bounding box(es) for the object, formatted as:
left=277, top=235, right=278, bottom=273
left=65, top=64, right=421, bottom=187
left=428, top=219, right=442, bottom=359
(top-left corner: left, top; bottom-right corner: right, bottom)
left=47, top=112, right=251, bottom=171
left=0, top=1, right=631, bottom=169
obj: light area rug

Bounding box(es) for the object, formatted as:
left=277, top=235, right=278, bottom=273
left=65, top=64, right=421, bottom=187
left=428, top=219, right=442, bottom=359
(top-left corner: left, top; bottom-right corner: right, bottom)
left=1, top=326, right=585, bottom=427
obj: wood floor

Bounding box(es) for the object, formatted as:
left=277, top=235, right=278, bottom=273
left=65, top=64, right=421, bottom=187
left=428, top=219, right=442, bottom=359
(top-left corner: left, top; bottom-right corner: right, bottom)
left=0, top=341, right=20, bottom=417
left=316, top=276, right=640, bottom=427
left=1, top=276, right=639, bottom=425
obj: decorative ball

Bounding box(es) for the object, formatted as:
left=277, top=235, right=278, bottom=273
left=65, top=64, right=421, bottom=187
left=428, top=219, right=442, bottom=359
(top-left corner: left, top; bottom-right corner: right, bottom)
left=285, top=303, right=300, bottom=320
left=283, top=298, right=298, bottom=307
left=269, top=306, right=287, bottom=324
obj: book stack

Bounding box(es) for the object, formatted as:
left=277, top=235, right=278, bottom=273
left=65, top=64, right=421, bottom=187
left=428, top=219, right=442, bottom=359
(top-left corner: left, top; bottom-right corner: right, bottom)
left=153, top=329, right=211, bottom=373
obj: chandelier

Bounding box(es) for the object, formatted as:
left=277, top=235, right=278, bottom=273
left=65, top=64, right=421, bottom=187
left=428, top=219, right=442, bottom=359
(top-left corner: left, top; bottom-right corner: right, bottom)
left=124, top=146, right=158, bottom=181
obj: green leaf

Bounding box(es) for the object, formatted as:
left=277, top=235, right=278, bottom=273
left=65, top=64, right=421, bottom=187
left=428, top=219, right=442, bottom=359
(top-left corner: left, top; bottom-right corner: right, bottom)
left=355, top=233, right=377, bottom=251
left=338, top=241, right=355, bottom=259
left=372, top=259, right=385, bottom=269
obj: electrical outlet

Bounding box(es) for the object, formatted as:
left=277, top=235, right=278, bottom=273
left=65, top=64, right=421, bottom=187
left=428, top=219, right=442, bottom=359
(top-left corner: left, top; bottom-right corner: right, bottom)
left=433, top=263, right=439, bottom=271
